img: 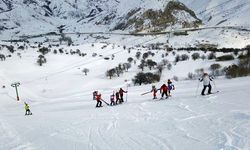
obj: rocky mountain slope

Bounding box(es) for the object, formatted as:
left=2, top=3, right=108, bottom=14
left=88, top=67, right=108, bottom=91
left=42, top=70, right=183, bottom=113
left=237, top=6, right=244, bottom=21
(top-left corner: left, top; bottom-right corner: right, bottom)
left=0, top=0, right=201, bottom=37
left=181, top=0, right=250, bottom=27
left=0, top=0, right=250, bottom=48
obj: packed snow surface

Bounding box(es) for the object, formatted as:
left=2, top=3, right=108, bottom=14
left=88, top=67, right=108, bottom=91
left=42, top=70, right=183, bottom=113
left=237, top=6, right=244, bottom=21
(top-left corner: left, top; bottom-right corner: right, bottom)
left=0, top=43, right=249, bottom=150
left=0, top=77, right=250, bottom=150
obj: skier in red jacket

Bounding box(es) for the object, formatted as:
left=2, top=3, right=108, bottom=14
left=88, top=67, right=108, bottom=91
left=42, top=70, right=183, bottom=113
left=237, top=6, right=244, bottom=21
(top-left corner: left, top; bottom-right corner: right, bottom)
left=119, top=88, right=127, bottom=103
left=115, top=91, right=120, bottom=104
left=95, top=93, right=102, bottom=107
left=160, top=84, right=168, bottom=99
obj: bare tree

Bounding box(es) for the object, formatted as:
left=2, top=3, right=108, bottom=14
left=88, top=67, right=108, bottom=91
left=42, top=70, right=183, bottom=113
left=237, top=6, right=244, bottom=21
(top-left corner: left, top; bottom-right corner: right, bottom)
left=161, top=59, right=169, bottom=66
left=138, top=60, right=146, bottom=71
left=106, top=68, right=116, bottom=79
left=157, top=64, right=164, bottom=74
left=135, top=52, right=141, bottom=59
left=146, top=59, right=157, bottom=70
left=37, top=55, right=47, bottom=66
left=82, top=68, right=90, bottom=75
left=192, top=53, right=200, bottom=60
left=127, top=57, right=134, bottom=63
left=210, top=64, right=221, bottom=76
left=115, top=67, right=123, bottom=77
left=167, top=63, right=172, bottom=70
left=123, top=63, right=131, bottom=72
left=142, top=52, right=149, bottom=60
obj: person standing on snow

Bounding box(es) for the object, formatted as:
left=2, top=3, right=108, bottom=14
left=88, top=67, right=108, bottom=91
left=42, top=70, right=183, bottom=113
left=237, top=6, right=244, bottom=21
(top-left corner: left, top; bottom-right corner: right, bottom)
left=151, top=85, right=158, bottom=99
left=160, top=84, right=168, bottom=99
left=167, top=79, right=175, bottom=96
left=115, top=91, right=120, bottom=104
left=95, top=93, right=102, bottom=107
left=199, top=73, right=214, bottom=95
left=119, top=88, right=127, bottom=103
left=110, top=93, right=115, bottom=106
left=24, top=102, right=32, bottom=115
left=93, top=91, right=97, bottom=100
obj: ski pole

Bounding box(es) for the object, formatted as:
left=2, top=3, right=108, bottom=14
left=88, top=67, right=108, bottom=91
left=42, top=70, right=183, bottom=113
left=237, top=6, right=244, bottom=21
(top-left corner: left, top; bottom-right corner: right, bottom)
left=126, top=85, right=128, bottom=103
left=195, top=80, right=200, bottom=96
left=212, top=80, right=219, bottom=92
left=101, top=99, right=110, bottom=106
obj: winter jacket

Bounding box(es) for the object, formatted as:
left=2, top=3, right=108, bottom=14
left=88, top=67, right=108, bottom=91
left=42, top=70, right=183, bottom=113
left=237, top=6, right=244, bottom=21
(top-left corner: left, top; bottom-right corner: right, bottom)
left=199, top=75, right=213, bottom=86
left=96, top=94, right=101, bottom=101
left=167, top=80, right=174, bottom=90
left=110, top=95, right=115, bottom=101
left=160, top=84, right=168, bottom=92
left=115, top=92, right=119, bottom=100
left=168, top=84, right=174, bottom=90
left=25, top=104, right=29, bottom=110
left=119, top=88, right=126, bottom=95
left=151, top=88, right=158, bottom=96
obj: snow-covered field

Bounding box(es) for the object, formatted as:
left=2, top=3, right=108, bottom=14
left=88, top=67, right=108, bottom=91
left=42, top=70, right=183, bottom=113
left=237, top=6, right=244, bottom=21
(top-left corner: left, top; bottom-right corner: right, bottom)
left=1, top=76, right=250, bottom=150
left=0, top=42, right=249, bottom=150
left=1, top=0, right=250, bottom=149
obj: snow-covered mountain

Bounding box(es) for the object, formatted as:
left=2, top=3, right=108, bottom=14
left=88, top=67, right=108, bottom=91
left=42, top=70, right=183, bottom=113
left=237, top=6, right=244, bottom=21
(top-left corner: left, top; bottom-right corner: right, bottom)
left=181, top=0, right=250, bottom=27
left=178, top=0, right=250, bottom=48
left=0, top=0, right=200, bottom=36
left=0, top=0, right=250, bottom=48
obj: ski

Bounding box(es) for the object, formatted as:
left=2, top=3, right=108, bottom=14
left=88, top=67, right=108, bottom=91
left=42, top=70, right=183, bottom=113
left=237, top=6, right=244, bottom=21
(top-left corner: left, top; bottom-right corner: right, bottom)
left=25, top=113, right=32, bottom=116
left=200, top=91, right=220, bottom=96
left=152, top=97, right=169, bottom=101
left=96, top=106, right=103, bottom=108
left=207, top=91, right=219, bottom=95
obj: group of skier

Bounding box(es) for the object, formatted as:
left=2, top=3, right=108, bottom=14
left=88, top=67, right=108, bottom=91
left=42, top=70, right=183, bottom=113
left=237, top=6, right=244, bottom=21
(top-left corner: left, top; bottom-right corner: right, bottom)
left=149, top=79, right=175, bottom=100
left=93, top=88, right=127, bottom=108
left=92, top=72, right=216, bottom=108
left=23, top=73, right=216, bottom=112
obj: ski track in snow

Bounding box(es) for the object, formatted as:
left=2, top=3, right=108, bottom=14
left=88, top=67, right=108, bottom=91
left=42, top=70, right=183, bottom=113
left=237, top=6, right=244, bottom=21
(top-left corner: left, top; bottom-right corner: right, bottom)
left=0, top=111, right=34, bottom=150
left=1, top=69, right=250, bottom=149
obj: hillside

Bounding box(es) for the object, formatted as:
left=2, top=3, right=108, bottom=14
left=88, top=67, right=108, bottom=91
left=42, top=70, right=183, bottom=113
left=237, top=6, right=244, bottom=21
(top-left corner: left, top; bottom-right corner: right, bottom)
left=0, top=0, right=249, bottom=48
left=0, top=0, right=200, bottom=37
left=1, top=77, right=250, bottom=150
left=0, top=41, right=250, bottom=149
left=181, top=0, right=250, bottom=27
left=0, top=1, right=250, bottom=149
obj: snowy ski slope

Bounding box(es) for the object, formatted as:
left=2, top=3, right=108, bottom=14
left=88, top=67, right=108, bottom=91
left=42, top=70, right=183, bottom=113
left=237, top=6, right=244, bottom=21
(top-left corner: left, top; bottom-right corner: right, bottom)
left=0, top=42, right=249, bottom=150
left=0, top=75, right=250, bottom=150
